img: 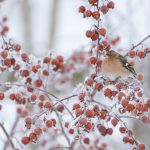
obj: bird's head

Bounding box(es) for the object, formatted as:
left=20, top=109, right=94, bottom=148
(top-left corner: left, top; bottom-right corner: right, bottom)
left=106, top=50, right=117, bottom=58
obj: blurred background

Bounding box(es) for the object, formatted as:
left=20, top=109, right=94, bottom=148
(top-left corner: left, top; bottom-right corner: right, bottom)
left=0, top=0, right=150, bottom=149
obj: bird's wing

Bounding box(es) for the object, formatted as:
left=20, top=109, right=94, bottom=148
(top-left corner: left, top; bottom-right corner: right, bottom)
left=117, top=54, right=136, bottom=77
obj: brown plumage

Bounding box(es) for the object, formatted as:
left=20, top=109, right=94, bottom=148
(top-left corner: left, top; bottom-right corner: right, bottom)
left=101, top=50, right=136, bottom=80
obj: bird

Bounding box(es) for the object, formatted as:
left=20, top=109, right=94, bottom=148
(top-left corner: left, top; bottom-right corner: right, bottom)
left=101, top=50, right=136, bottom=80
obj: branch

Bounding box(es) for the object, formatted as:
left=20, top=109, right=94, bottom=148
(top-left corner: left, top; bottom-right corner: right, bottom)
left=131, top=35, right=150, bottom=50
left=92, top=100, right=139, bottom=147
left=56, top=111, right=71, bottom=147
left=3, top=116, right=20, bottom=150
left=125, top=35, right=150, bottom=56
left=52, top=95, right=78, bottom=108
left=0, top=123, right=16, bottom=150
left=43, top=91, right=71, bottom=147
left=0, top=82, right=58, bottom=100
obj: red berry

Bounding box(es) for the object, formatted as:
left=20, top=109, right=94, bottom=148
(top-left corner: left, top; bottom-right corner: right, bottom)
left=79, top=118, right=87, bottom=125
left=65, top=122, right=69, bottom=128
left=86, top=30, right=93, bottom=38
left=104, top=88, right=113, bottom=98
left=85, top=122, right=93, bottom=130
left=97, top=60, right=102, bottom=67
left=57, top=104, right=64, bottom=112
left=39, top=95, right=45, bottom=101
left=92, top=11, right=100, bottom=20
left=98, top=125, right=107, bottom=136
left=0, top=92, right=4, bottom=100
left=90, top=57, right=97, bottom=64
left=21, top=53, right=29, bottom=62
left=128, top=138, right=134, bottom=145
left=99, top=28, right=106, bottom=36
left=25, top=117, right=32, bottom=125
left=13, top=44, right=21, bottom=52
left=137, top=50, right=145, bottom=59
left=123, top=136, right=129, bottom=143
left=1, top=51, right=8, bottom=58
left=46, top=120, right=53, bottom=128
left=127, top=104, right=135, bottom=112
left=137, top=73, right=144, bottom=81
left=86, top=109, right=95, bottom=118
left=101, top=5, right=109, bottom=14
left=69, top=128, right=74, bottom=134
left=4, top=58, right=11, bottom=67
left=128, top=50, right=136, bottom=58
left=121, top=99, right=129, bottom=107
left=76, top=108, right=83, bottom=117
left=79, top=6, right=86, bottom=13
left=86, top=78, right=94, bottom=86
left=34, top=127, right=42, bottom=135
left=107, top=1, right=115, bottom=9
left=43, top=69, right=49, bottom=76
left=119, top=127, right=126, bottom=133
left=91, top=31, right=98, bottom=41
left=73, top=103, right=80, bottom=110
left=51, top=118, right=56, bottom=126
left=51, top=59, right=58, bottom=66
left=85, top=10, right=92, bottom=17
left=141, top=115, right=150, bottom=124
left=44, top=101, right=52, bottom=109
left=57, top=56, right=64, bottom=62
left=78, top=93, right=85, bottom=102
left=21, top=137, right=30, bottom=145
left=95, top=83, right=103, bottom=91
left=43, top=57, right=50, bottom=64
left=107, top=128, right=113, bottom=135
left=88, top=0, right=97, bottom=4
left=34, top=79, right=43, bottom=87
left=29, top=132, right=37, bottom=142
left=138, top=143, right=145, bottom=150
left=146, top=99, right=150, bottom=107
left=83, top=137, right=90, bottom=144
left=21, top=70, right=30, bottom=77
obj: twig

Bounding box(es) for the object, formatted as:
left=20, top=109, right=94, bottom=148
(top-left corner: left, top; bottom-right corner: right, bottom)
left=119, top=115, right=140, bottom=120
left=125, top=35, right=150, bottom=56
left=0, top=82, right=58, bottom=100
left=56, top=111, right=71, bottom=147
left=131, top=35, right=150, bottom=50
left=44, top=92, right=71, bottom=147
left=52, top=95, right=78, bottom=108
left=0, top=123, right=16, bottom=150
left=3, top=116, right=20, bottom=150
left=92, top=100, right=139, bottom=147
left=33, top=94, right=77, bottom=122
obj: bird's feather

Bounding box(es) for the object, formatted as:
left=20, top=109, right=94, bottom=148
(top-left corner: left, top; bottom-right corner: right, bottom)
left=117, top=54, right=136, bottom=77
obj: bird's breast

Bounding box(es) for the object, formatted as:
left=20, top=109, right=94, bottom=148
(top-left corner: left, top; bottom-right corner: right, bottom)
left=101, top=58, right=130, bottom=80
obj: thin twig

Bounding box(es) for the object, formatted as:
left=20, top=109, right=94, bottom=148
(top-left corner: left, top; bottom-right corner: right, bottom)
left=3, top=116, right=20, bottom=150
left=56, top=111, right=71, bottom=147
left=131, top=35, right=150, bottom=50
left=52, top=95, right=78, bottom=108
left=0, top=123, right=16, bottom=150
left=44, top=91, right=71, bottom=147
left=92, top=100, right=139, bottom=147
left=125, top=35, right=150, bottom=56
left=0, top=82, right=58, bottom=100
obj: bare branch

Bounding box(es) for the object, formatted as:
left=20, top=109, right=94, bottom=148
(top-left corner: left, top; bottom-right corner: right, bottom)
left=0, top=123, right=16, bottom=150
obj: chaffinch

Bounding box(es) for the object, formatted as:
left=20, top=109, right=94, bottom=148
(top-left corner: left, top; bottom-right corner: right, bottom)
left=101, top=50, right=136, bottom=80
